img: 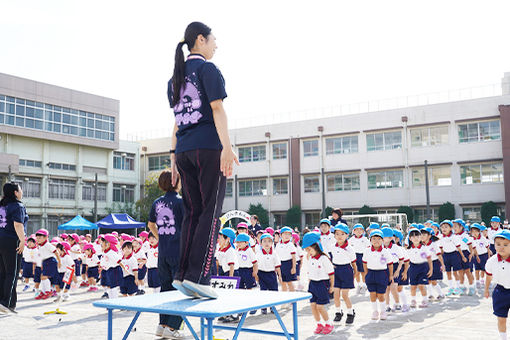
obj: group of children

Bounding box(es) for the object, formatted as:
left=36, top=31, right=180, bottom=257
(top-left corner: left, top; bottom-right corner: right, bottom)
left=20, top=229, right=162, bottom=302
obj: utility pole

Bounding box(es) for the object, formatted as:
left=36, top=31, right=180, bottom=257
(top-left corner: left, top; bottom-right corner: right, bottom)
left=424, top=160, right=431, bottom=220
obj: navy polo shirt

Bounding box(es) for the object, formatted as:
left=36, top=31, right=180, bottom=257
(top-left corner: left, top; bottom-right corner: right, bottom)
left=0, top=201, right=29, bottom=239
left=149, top=191, right=183, bottom=259
left=330, top=218, right=347, bottom=227
left=167, top=54, right=227, bottom=154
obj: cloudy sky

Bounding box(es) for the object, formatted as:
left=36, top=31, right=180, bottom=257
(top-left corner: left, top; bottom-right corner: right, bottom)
left=1, top=0, right=509, bottom=139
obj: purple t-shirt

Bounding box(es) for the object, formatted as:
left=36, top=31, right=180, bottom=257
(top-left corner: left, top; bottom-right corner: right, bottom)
left=167, top=54, right=227, bottom=153
left=0, top=201, right=28, bottom=239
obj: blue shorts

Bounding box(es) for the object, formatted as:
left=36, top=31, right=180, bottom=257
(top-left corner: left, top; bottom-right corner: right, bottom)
left=258, top=270, right=278, bottom=291
left=138, top=265, right=147, bottom=280
left=100, top=269, right=109, bottom=287
left=489, top=244, right=496, bottom=255
left=409, top=262, right=429, bottom=286
left=81, top=263, right=88, bottom=276
left=280, top=260, right=297, bottom=282
left=147, top=268, right=161, bottom=288
left=107, top=266, right=122, bottom=288
left=238, top=267, right=257, bottom=289
left=22, top=262, right=34, bottom=278
left=366, top=269, right=389, bottom=294
left=42, top=258, right=59, bottom=284
left=120, top=275, right=138, bottom=295
left=34, top=266, right=41, bottom=283
left=443, top=251, right=462, bottom=272
left=430, top=260, right=443, bottom=281
left=58, top=272, right=71, bottom=290
left=474, top=253, right=489, bottom=271
left=355, top=253, right=364, bottom=273
left=460, top=250, right=473, bottom=272
left=334, top=264, right=354, bottom=289
left=87, top=266, right=99, bottom=280
left=296, top=260, right=302, bottom=276
left=74, top=259, right=82, bottom=276
left=493, top=285, right=510, bottom=318
left=308, top=280, right=330, bottom=305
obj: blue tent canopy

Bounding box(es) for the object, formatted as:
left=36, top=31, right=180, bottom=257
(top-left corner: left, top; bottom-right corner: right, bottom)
left=96, top=213, right=146, bottom=229
left=58, top=215, right=98, bottom=231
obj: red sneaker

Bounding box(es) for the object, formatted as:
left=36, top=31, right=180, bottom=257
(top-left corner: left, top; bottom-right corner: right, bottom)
left=41, top=292, right=51, bottom=300
left=50, top=291, right=58, bottom=297
left=35, top=293, right=45, bottom=300
left=321, top=324, right=334, bottom=335
left=314, top=324, right=324, bottom=335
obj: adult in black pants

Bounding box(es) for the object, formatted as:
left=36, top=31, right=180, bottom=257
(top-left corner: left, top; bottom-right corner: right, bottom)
left=148, top=170, right=184, bottom=339
left=167, top=22, right=238, bottom=299
left=0, top=182, right=28, bottom=313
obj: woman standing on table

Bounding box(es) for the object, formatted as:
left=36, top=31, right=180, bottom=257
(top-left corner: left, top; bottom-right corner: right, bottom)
left=0, top=182, right=29, bottom=313
left=167, top=21, right=238, bottom=299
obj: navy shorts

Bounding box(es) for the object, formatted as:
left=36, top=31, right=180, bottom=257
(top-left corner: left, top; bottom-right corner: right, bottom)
left=81, top=263, right=88, bottom=276
left=430, top=260, right=443, bottom=281
left=100, top=269, right=109, bottom=287
left=34, top=266, right=41, bottom=283
left=239, top=267, right=257, bottom=289
left=296, top=260, right=302, bottom=276
left=138, top=265, right=147, bottom=280
left=493, top=285, right=510, bottom=318
left=397, top=266, right=409, bottom=286
left=42, top=258, right=59, bottom=284
left=308, top=280, right=330, bottom=305
left=258, top=270, right=278, bottom=291
left=443, top=251, right=462, bottom=272
left=147, top=268, right=161, bottom=288
left=334, top=264, right=355, bottom=289
left=366, top=269, right=389, bottom=294
left=120, top=275, right=138, bottom=295
left=489, top=244, right=496, bottom=255
left=22, top=262, right=34, bottom=278
left=87, top=266, right=99, bottom=280
left=74, top=259, right=82, bottom=276
left=280, top=260, right=297, bottom=282
left=355, top=253, right=364, bottom=273
left=58, top=272, right=71, bottom=290
left=107, top=266, right=122, bottom=288
left=474, top=253, right=489, bottom=271
left=460, top=250, right=473, bottom=272
left=409, top=262, right=429, bottom=286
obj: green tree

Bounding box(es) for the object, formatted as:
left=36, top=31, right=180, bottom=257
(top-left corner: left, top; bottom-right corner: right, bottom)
left=481, top=201, right=499, bottom=225
left=286, top=205, right=302, bottom=229
left=322, top=206, right=333, bottom=219
left=247, top=203, right=269, bottom=227
left=135, top=175, right=165, bottom=223
left=358, top=205, right=376, bottom=215
left=397, top=205, right=414, bottom=223
left=438, top=202, right=455, bottom=221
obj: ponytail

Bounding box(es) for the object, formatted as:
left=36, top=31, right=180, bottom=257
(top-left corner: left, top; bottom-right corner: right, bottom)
left=171, top=21, right=212, bottom=107
left=0, top=182, right=20, bottom=207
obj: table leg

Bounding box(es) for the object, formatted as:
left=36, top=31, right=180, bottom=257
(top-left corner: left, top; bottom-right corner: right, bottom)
left=207, top=318, right=213, bottom=340
left=122, top=311, right=140, bottom=340
left=270, top=306, right=291, bottom=339
left=182, top=316, right=200, bottom=340
left=292, top=302, right=298, bottom=340
left=200, top=317, right=205, bottom=340
left=107, top=309, right=113, bottom=340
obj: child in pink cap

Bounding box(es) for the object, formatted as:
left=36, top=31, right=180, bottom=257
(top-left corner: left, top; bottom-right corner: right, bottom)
left=132, top=238, right=147, bottom=295
left=68, top=234, right=82, bottom=287
left=83, top=243, right=100, bottom=291
left=99, top=234, right=122, bottom=299
left=54, top=242, right=75, bottom=302
left=35, top=229, right=61, bottom=300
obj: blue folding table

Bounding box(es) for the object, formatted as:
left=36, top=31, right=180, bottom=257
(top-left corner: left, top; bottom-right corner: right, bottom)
left=93, top=290, right=311, bottom=340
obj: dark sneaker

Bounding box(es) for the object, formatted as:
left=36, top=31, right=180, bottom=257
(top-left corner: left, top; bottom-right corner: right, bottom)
left=346, top=311, right=355, bottom=324
left=101, top=292, right=109, bottom=299
left=333, top=312, right=344, bottom=323
left=261, top=308, right=267, bottom=315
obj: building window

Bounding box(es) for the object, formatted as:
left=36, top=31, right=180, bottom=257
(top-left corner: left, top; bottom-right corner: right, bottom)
left=19, top=159, right=42, bottom=168
left=305, top=211, right=321, bottom=227
left=272, top=143, right=287, bottom=160
left=412, top=166, right=452, bottom=187
left=326, top=172, right=360, bottom=191
left=113, top=152, right=135, bottom=171
left=225, top=180, right=233, bottom=197
left=304, top=175, right=320, bottom=193
left=48, top=179, right=76, bottom=200
left=26, top=215, right=41, bottom=236
left=13, top=176, right=41, bottom=198
left=463, top=206, right=481, bottom=222
left=273, top=213, right=286, bottom=227
left=366, top=131, right=402, bottom=151
left=325, top=135, right=358, bottom=155
left=376, top=209, right=398, bottom=215
left=410, top=126, right=449, bottom=147
left=0, top=94, right=115, bottom=141
left=148, top=154, right=170, bottom=171
left=113, top=183, right=135, bottom=203
left=460, top=162, right=503, bottom=184
left=273, top=177, right=288, bottom=195
left=48, top=162, right=76, bottom=171
left=239, top=145, right=266, bottom=163
left=458, top=120, right=500, bottom=143
left=303, top=140, right=319, bottom=157
left=367, top=170, right=404, bottom=189
left=414, top=208, right=439, bottom=223
left=82, top=182, right=107, bottom=201
left=239, top=179, right=267, bottom=197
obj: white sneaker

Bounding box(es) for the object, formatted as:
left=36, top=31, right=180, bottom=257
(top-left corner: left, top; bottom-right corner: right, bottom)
left=173, top=280, right=200, bottom=298
left=62, top=294, right=70, bottom=302
left=182, top=280, right=218, bottom=299
left=155, top=325, right=165, bottom=337
left=162, top=327, right=186, bottom=339
left=0, top=304, right=10, bottom=314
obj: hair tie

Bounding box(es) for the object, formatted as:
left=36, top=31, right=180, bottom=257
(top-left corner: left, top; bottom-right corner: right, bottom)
left=180, top=38, right=186, bottom=44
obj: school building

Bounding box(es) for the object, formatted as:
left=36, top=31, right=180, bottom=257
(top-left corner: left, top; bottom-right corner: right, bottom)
left=0, top=72, right=141, bottom=236
left=140, top=72, right=510, bottom=228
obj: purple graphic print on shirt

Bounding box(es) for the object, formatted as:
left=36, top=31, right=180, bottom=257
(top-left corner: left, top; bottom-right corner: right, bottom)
left=0, top=207, right=6, bottom=228
left=173, top=78, right=203, bottom=126
left=155, top=201, right=177, bottom=236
